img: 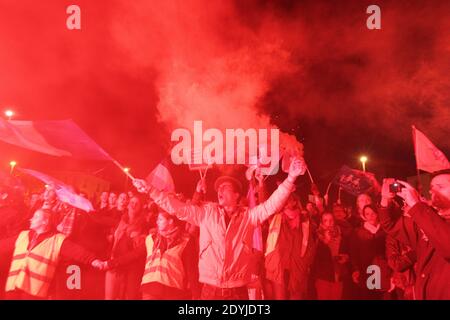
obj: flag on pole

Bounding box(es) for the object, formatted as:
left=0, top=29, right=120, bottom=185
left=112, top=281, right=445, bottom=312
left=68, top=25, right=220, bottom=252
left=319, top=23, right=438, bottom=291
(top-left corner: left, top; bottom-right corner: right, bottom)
left=332, top=166, right=379, bottom=196
left=412, top=126, right=450, bottom=173
left=0, top=119, right=112, bottom=160
left=146, top=161, right=175, bottom=192
left=19, top=168, right=94, bottom=212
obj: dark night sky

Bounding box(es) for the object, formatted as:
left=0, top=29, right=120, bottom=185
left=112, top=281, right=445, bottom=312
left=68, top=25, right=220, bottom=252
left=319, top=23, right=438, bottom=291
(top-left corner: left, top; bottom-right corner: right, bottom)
left=0, top=0, right=449, bottom=200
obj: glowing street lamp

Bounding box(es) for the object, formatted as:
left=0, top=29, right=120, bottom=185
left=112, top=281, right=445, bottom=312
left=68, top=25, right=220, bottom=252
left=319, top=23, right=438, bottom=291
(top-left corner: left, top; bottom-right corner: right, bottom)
left=9, top=160, right=17, bottom=174
left=5, top=110, right=14, bottom=120
left=360, top=155, right=368, bottom=172
left=123, top=167, right=130, bottom=173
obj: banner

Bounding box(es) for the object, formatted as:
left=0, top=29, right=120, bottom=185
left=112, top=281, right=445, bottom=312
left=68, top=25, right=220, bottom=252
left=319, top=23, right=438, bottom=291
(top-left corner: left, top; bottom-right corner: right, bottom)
left=333, top=165, right=379, bottom=196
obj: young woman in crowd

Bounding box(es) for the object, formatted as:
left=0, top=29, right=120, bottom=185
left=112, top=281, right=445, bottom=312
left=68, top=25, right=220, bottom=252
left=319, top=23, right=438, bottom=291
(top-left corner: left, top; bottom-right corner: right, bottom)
left=312, top=212, right=350, bottom=300
left=350, top=204, right=390, bottom=299
left=105, top=195, right=148, bottom=299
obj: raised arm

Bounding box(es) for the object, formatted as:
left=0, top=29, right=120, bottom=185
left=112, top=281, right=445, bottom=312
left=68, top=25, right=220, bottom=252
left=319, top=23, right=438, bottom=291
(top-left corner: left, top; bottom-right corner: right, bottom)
left=409, top=202, right=450, bottom=259
left=397, top=179, right=450, bottom=259
left=249, top=158, right=307, bottom=225
left=191, top=178, right=206, bottom=205
left=133, top=180, right=206, bottom=226
left=379, top=179, right=419, bottom=250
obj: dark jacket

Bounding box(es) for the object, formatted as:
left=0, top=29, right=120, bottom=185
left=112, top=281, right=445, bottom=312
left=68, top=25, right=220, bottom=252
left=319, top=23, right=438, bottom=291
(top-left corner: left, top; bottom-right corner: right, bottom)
left=379, top=202, right=450, bottom=300
left=313, top=232, right=350, bottom=283
left=386, top=235, right=416, bottom=299
left=349, top=225, right=390, bottom=291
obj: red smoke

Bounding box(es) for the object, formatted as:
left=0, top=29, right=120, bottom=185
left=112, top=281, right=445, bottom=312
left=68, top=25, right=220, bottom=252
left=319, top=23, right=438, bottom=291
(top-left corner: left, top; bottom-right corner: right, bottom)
left=0, top=0, right=448, bottom=187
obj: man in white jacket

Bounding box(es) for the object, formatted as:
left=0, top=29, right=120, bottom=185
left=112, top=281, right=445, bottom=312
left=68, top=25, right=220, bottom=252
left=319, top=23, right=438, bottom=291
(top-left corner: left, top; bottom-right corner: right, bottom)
left=133, top=157, right=306, bottom=299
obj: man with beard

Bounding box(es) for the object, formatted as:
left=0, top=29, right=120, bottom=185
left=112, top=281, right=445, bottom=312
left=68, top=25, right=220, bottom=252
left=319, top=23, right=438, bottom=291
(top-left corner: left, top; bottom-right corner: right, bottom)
left=379, top=170, right=450, bottom=299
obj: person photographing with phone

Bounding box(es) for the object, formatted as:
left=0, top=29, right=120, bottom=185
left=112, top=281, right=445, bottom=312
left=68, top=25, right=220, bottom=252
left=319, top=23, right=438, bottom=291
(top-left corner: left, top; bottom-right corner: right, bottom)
left=378, top=170, right=450, bottom=300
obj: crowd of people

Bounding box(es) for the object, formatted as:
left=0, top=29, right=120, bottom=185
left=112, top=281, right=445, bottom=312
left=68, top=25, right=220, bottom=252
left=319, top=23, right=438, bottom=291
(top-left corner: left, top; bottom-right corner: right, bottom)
left=0, top=157, right=449, bottom=300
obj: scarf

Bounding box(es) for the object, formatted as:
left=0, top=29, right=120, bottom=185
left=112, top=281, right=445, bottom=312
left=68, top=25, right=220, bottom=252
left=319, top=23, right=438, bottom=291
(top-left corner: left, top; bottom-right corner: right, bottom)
left=146, top=225, right=182, bottom=265
left=300, top=220, right=310, bottom=257
left=283, top=207, right=300, bottom=230
left=363, top=221, right=380, bottom=234
left=155, top=225, right=181, bottom=254
left=57, top=208, right=77, bottom=236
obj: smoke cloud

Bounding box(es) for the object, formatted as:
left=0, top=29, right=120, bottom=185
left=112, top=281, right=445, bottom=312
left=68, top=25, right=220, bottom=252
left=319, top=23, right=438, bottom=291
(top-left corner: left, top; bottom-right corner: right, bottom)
left=0, top=0, right=448, bottom=186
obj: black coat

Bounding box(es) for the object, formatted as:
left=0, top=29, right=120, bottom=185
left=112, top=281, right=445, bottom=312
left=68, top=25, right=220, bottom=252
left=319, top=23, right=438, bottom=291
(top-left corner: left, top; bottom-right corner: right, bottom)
left=379, top=202, right=450, bottom=300
left=350, top=225, right=390, bottom=291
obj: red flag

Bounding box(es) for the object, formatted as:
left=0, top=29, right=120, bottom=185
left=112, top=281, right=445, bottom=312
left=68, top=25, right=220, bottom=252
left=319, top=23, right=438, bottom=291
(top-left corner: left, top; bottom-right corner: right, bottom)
left=413, top=126, right=450, bottom=173
left=0, top=119, right=112, bottom=160
left=146, top=162, right=175, bottom=192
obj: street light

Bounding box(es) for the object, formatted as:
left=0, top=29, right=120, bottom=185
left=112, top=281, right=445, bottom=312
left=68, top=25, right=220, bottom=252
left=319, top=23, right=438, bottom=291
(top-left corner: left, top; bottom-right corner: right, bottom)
left=9, top=160, right=17, bottom=174
left=5, top=110, right=14, bottom=120
left=360, top=155, right=368, bottom=172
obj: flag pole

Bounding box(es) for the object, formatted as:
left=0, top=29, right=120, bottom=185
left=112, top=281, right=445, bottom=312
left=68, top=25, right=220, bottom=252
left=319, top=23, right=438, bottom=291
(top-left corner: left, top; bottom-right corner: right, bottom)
left=324, top=181, right=332, bottom=206
left=203, top=166, right=209, bottom=178
left=412, top=125, right=422, bottom=195
left=338, top=187, right=342, bottom=204
left=306, top=168, right=315, bottom=184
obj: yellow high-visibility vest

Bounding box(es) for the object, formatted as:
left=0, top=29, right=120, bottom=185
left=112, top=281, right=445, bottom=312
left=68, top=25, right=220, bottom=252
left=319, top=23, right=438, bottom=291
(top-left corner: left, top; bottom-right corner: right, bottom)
left=265, top=213, right=282, bottom=256
left=5, top=230, right=66, bottom=298
left=141, top=233, right=189, bottom=290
